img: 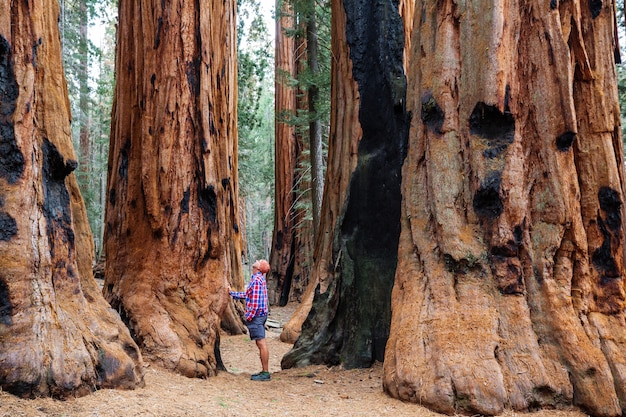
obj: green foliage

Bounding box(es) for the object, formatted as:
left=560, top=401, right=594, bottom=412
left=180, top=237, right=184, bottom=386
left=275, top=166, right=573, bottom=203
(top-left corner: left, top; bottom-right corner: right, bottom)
left=240, top=87, right=275, bottom=263
left=60, top=0, right=116, bottom=255
left=87, top=16, right=116, bottom=256
left=237, top=0, right=275, bottom=263
left=60, top=0, right=90, bottom=106
left=275, top=0, right=331, bottom=133
left=276, top=0, right=331, bottom=230
left=238, top=0, right=273, bottom=134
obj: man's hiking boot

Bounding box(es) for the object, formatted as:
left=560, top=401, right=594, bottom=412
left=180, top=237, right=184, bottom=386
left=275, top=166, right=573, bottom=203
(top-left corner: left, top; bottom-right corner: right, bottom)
left=251, top=371, right=270, bottom=381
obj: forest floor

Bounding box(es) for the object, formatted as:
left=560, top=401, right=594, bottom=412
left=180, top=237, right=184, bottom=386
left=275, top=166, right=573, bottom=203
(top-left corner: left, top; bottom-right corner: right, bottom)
left=0, top=304, right=589, bottom=417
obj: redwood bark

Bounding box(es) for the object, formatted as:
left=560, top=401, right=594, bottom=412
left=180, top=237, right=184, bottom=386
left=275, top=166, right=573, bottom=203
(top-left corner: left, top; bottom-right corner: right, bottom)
left=399, top=0, right=415, bottom=72
left=0, top=0, right=143, bottom=397
left=281, top=0, right=408, bottom=367
left=383, top=1, right=626, bottom=416
left=104, top=0, right=244, bottom=378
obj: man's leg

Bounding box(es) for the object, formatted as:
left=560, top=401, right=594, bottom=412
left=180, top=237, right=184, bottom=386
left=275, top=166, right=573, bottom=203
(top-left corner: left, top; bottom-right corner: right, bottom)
left=256, top=338, right=269, bottom=372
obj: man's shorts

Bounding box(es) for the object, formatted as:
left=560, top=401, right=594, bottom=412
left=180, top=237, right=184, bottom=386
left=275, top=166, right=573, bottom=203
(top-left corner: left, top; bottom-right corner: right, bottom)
left=246, top=315, right=267, bottom=340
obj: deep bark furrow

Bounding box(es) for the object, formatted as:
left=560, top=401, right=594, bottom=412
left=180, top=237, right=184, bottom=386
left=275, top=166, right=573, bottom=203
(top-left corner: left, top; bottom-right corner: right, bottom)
left=384, top=0, right=626, bottom=415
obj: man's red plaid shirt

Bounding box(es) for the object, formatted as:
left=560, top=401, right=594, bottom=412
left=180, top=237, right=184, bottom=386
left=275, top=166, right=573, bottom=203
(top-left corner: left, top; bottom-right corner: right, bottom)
left=229, top=271, right=268, bottom=321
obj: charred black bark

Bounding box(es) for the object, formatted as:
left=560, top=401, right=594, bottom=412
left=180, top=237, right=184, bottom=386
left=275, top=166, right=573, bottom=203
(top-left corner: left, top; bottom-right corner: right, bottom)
left=282, top=0, right=409, bottom=370
left=0, top=277, right=12, bottom=325
left=0, top=36, right=25, bottom=185
left=279, top=237, right=296, bottom=306
left=0, top=211, right=17, bottom=242
left=421, top=93, right=444, bottom=134
left=42, top=139, right=77, bottom=259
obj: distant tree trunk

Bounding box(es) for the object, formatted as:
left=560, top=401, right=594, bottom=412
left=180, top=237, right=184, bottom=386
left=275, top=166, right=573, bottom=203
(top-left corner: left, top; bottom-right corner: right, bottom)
left=383, top=1, right=626, bottom=416
left=104, top=0, right=244, bottom=378
left=281, top=0, right=408, bottom=366
left=268, top=0, right=299, bottom=306
left=290, top=30, right=314, bottom=304
left=306, top=0, right=324, bottom=234
left=0, top=0, right=143, bottom=397
left=290, top=214, right=313, bottom=303
left=78, top=0, right=90, bottom=182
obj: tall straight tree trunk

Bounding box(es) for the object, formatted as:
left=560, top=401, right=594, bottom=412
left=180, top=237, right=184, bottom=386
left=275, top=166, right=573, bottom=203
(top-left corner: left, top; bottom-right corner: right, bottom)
left=269, top=0, right=299, bottom=306
left=384, top=1, right=626, bottom=416
left=0, top=0, right=143, bottom=397
left=289, top=30, right=314, bottom=304
left=281, top=0, right=408, bottom=366
left=306, top=0, right=324, bottom=235
left=78, top=0, right=90, bottom=182
left=104, top=0, right=244, bottom=378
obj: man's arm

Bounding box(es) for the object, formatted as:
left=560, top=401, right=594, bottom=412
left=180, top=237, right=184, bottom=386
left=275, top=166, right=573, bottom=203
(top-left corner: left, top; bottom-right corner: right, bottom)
left=228, top=284, right=247, bottom=299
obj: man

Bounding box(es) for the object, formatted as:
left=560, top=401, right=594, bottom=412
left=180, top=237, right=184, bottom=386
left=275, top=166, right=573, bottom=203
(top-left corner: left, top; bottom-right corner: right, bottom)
left=229, top=259, right=271, bottom=381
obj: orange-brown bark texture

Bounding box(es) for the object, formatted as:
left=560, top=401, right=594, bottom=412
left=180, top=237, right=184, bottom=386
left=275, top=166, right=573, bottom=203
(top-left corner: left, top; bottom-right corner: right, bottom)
left=0, top=0, right=143, bottom=397
left=104, top=0, right=243, bottom=378
left=399, top=0, right=415, bottom=73
left=384, top=1, right=626, bottom=416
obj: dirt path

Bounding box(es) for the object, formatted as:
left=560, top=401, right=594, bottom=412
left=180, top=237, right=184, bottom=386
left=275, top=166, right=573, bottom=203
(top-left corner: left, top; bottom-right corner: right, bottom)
left=0, top=306, right=589, bottom=417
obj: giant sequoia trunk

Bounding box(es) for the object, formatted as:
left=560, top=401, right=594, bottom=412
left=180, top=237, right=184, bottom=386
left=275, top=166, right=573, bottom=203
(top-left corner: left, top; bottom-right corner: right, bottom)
left=383, top=1, right=626, bottom=416
left=0, top=0, right=143, bottom=397
left=104, top=0, right=244, bottom=378
left=281, top=0, right=408, bottom=367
